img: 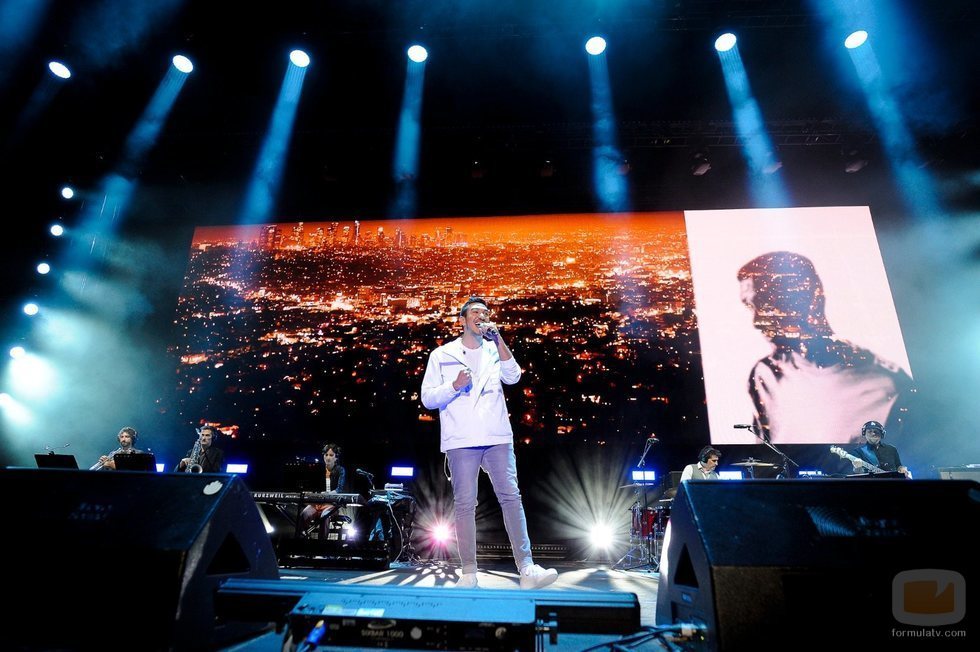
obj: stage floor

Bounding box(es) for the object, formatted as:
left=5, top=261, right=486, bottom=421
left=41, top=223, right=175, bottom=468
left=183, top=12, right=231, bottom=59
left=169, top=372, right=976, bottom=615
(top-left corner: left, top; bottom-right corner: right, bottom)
left=221, top=559, right=664, bottom=651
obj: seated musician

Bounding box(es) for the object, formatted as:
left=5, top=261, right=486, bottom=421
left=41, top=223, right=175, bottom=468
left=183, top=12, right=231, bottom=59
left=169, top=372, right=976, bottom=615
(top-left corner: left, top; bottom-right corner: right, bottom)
left=299, top=442, right=347, bottom=536
left=93, top=427, right=142, bottom=470
left=849, top=420, right=911, bottom=478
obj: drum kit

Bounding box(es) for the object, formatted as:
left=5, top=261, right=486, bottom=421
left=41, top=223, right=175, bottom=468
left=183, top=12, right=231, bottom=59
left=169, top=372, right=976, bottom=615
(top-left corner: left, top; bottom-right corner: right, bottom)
left=613, top=482, right=671, bottom=572
left=613, top=457, right=779, bottom=572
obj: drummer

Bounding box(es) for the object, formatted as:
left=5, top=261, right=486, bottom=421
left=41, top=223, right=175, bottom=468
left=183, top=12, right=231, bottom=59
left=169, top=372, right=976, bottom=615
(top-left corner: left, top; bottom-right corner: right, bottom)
left=680, top=446, right=721, bottom=481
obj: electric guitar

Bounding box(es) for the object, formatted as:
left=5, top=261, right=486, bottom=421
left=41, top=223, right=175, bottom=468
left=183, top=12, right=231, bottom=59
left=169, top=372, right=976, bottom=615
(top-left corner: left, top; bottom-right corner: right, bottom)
left=829, top=446, right=887, bottom=474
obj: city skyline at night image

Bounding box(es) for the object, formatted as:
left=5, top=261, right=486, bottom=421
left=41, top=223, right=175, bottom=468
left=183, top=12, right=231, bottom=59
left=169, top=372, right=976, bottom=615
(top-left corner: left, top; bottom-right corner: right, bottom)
left=171, top=212, right=707, bottom=462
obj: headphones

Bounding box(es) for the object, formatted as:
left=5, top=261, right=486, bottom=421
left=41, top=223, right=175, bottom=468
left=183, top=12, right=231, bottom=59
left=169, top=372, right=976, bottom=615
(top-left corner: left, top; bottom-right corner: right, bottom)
left=861, top=421, right=885, bottom=438
left=698, top=446, right=720, bottom=464
left=118, top=427, right=138, bottom=442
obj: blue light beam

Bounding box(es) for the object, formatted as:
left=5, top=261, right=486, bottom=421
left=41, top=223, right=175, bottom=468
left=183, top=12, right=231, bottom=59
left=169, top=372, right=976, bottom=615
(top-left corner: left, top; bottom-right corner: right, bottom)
left=588, top=50, right=629, bottom=213
left=238, top=57, right=308, bottom=224
left=389, top=55, right=427, bottom=218
left=716, top=44, right=790, bottom=207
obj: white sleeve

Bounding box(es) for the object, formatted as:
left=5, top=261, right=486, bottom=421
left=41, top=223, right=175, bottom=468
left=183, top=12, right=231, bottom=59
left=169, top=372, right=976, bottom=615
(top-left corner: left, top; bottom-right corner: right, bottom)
left=420, top=349, right=461, bottom=410
left=680, top=464, right=694, bottom=482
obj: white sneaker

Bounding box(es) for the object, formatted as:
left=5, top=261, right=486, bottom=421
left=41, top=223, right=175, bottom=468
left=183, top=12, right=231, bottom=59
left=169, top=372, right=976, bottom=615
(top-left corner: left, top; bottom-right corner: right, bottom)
left=519, top=564, right=558, bottom=590
left=455, top=572, right=479, bottom=588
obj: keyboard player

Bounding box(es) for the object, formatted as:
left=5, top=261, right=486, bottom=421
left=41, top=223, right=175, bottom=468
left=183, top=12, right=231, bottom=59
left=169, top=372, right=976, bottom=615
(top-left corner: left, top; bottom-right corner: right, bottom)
left=299, top=442, right=348, bottom=537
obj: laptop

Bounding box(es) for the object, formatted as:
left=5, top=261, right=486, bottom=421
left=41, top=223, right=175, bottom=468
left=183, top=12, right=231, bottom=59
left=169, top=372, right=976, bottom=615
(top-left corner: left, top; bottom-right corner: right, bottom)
left=35, top=453, right=79, bottom=469
left=112, top=453, right=157, bottom=471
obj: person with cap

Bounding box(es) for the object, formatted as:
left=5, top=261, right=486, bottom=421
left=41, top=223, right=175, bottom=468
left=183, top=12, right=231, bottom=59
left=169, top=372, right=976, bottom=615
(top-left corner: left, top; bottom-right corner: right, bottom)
left=420, top=296, right=558, bottom=590
left=848, top=420, right=911, bottom=478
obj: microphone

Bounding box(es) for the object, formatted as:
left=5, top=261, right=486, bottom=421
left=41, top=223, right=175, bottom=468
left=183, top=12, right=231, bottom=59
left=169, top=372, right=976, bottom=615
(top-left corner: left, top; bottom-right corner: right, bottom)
left=479, top=322, right=498, bottom=337
left=646, top=435, right=659, bottom=443
left=356, top=468, right=374, bottom=477
left=733, top=424, right=754, bottom=429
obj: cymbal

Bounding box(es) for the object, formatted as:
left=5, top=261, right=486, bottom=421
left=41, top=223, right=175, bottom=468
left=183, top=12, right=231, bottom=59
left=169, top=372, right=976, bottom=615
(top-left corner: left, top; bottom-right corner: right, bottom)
left=618, top=483, right=658, bottom=489
left=732, top=459, right=776, bottom=467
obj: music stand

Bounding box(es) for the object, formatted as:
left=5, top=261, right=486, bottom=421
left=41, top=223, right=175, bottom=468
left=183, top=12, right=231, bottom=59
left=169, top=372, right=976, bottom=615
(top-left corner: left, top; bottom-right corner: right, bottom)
left=112, top=453, right=157, bottom=471
left=34, top=454, right=78, bottom=469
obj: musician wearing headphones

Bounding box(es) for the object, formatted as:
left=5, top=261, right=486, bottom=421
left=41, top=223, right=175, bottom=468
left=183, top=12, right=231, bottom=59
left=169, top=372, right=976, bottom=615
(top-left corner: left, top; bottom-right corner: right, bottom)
left=93, top=426, right=143, bottom=470
left=681, top=446, right=722, bottom=481
left=421, top=297, right=558, bottom=590
left=848, top=420, right=911, bottom=478
left=299, top=443, right=347, bottom=536
left=175, top=426, right=225, bottom=473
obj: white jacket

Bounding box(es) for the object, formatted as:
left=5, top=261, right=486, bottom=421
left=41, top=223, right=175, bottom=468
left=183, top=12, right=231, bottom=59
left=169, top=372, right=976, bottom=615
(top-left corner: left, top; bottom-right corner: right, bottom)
left=420, top=338, right=522, bottom=452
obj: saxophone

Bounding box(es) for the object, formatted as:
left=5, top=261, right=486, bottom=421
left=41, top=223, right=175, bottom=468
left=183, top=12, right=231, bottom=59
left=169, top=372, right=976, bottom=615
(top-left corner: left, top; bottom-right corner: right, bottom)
left=185, top=438, right=204, bottom=473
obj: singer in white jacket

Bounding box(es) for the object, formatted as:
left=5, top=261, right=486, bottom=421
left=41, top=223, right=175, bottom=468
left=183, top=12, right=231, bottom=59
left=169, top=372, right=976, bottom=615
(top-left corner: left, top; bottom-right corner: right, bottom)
left=420, top=297, right=558, bottom=590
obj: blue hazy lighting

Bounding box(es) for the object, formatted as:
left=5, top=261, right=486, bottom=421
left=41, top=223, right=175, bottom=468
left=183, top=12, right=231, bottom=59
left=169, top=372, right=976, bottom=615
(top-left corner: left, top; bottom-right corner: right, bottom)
left=9, top=346, right=26, bottom=359
left=715, top=33, right=737, bottom=52
left=844, top=30, right=869, bottom=49
left=391, top=466, right=414, bottom=478
left=630, top=469, right=657, bottom=482
left=172, top=54, right=194, bottom=73
left=389, top=56, right=427, bottom=218
left=36, top=262, right=51, bottom=275
left=718, top=470, right=744, bottom=480
left=60, top=186, right=74, bottom=199
left=585, top=36, right=607, bottom=56
left=49, top=224, right=64, bottom=237
left=588, top=52, right=629, bottom=212
left=289, top=49, right=310, bottom=68
left=48, top=61, right=71, bottom=79
left=407, top=45, right=428, bottom=63
left=23, top=303, right=39, bottom=316
left=226, top=463, right=249, bottom=474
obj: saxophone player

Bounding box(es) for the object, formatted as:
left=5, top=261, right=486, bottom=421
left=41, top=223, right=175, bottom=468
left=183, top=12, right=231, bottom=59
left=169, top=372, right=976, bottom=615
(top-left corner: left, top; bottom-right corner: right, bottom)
left=175, top=426, right=225, bottom=473
left=92, top=427, right=142, bottom=470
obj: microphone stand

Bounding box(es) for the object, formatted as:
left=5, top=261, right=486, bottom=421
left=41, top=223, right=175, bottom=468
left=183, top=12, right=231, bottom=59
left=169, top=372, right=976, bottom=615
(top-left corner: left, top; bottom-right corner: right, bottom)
left=750, top=426, right=798, bottom=479
left=614, top=437, right=660, bottom=573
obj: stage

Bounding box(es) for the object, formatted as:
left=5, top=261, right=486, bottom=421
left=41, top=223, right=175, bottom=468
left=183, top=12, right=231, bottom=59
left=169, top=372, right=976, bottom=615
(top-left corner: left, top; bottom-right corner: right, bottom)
left=218, top=560, right=663, bottom=651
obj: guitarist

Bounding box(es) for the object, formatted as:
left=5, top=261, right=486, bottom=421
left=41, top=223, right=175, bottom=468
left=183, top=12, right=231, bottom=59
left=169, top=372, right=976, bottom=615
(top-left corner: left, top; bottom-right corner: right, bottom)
left=849, top=421, right=911, bottom=478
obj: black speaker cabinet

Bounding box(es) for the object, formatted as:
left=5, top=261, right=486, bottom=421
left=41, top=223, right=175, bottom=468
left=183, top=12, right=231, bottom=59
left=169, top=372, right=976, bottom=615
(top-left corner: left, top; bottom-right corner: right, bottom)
left=0, top=469, right=279, bottom=650
left=656, top=479, right=976, bottom=650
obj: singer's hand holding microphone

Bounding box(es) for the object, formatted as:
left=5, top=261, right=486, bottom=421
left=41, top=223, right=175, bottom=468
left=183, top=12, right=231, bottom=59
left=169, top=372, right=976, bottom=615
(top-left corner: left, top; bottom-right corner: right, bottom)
left=478, top=321, right=500, bottom=342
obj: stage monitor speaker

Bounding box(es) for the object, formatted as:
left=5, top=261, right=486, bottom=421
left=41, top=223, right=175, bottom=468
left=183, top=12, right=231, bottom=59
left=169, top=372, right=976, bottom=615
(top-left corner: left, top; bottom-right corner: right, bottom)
left=1, top=469, right=279, bottom=650
left=656, top=479, right=977, bottom=651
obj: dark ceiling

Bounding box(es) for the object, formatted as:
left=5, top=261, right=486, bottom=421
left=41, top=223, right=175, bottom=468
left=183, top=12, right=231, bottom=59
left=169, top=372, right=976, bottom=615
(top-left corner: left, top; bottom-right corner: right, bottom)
left=1, top=0, right=978, bottom=311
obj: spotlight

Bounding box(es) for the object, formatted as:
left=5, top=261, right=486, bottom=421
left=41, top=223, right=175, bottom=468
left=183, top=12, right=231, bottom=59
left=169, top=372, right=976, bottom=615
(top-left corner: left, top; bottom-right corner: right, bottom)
left=9, top=346, right=26, bottom=359
left=36, top=263, right=51, bottom=275
left=61, top=186, right=74, bottom=199
left=844, top=30, right=868, bottom=49
left=23, top=303, right=39, bottom=316
left=589, top=523, right=615, bottom=550
left=431, top=522, right=452, bottom=545
left=585, top=36, right=607, bottom=56
left=843, top=146, right=869, bottom=173
left=714, top=32, right=737, bottom=52
left=172, top=55, right=194, bottom=74
left=0, top=393, right=11, bottom=407
left=48, top=61, right=71, bottom=79
left=289, top=49, right=311, bottom=68
left=390, top=466, right=414, bottom=478
left=226, top=463, right=249, bottom=474
left=49, top=224, right=64, bottom=237
left=407, top=45, right=428, bottom=63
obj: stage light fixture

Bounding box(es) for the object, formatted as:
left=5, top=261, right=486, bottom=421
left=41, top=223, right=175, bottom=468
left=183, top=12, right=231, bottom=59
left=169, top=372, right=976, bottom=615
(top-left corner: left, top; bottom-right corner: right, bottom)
left=407, top=45, right=428, bottom=63
left=585, top=36, right=607, bottom=56
left=172, top=55, right=194, bottom=74
left=431, top=522, right=452, bottom=545
left=391, top=465, right=414, bottom=478
left=9, top=346, right=26, bottom=359
left=48, top=61, right=71, bottom=79
left=289, top=50, right=310, bottom=68
left=23, top=303, right=39, bottom=316
left=49, top=224, right=64, bottom=237
left=36, top=263, right=51, bottom=275
left=844, top=30, right=868, bottom=49
left=226, top=463, right=249, bottom=474
left=60, top=186, right=74, bottom=199
left=691, top=150, right=712, bottom=176
left=714, top=32, right=737, bottom=52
